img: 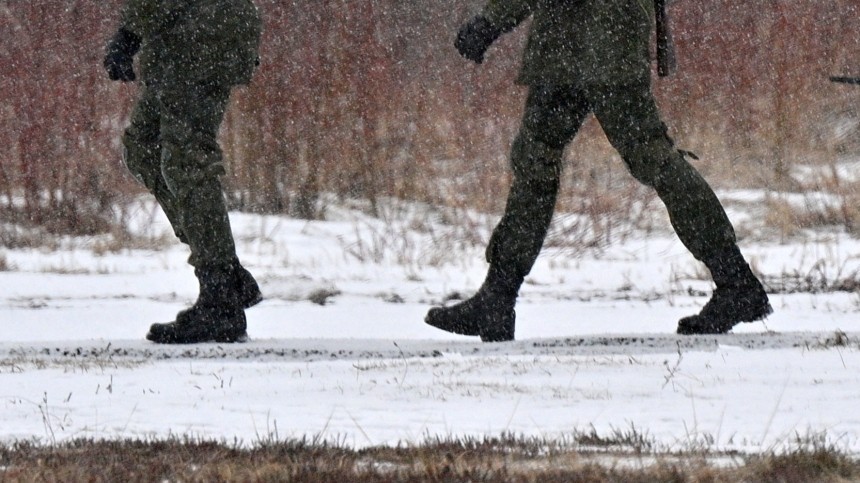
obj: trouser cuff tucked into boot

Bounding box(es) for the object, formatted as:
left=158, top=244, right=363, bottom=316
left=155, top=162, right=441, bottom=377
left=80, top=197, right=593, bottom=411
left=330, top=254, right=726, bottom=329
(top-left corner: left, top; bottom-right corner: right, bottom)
left=677, top=246, right=772, bottom=335
left=425, top=265, right=521, bottom=342
left=229, top=258, right=263, bottom=309
left=185, top=256, right=263, bottom=310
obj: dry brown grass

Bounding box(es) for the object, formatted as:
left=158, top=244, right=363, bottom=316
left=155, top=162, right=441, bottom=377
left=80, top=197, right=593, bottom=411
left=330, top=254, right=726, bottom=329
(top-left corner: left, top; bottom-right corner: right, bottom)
left=760, top=163, right=860, bottom=238
left=0, top=436, right=858, bottom=482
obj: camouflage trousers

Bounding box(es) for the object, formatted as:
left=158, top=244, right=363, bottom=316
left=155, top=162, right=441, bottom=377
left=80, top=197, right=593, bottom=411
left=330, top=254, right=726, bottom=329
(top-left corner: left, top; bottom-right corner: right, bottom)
left=487, top=80, right=737, bottom=277
left=122, top=81, right=238, bottom=268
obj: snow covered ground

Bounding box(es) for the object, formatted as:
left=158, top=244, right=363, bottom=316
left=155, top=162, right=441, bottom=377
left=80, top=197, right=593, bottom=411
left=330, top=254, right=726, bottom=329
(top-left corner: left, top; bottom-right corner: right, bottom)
left=1, top=195, right=859, bottom=454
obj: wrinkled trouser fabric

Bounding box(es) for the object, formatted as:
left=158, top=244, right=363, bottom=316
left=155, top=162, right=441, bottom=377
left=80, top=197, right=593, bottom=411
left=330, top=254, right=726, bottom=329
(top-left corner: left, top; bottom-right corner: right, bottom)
left=487, top=80, right=737, bottom=277
left=122, top=81, right=237, bottom=269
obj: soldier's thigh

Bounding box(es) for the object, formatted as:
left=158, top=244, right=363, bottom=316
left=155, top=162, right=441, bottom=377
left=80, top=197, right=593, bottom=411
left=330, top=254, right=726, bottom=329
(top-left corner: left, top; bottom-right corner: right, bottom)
left=156, top=82, right=232, bottom=192
left=122, top=87, right=162, bottom=180
left=158, top=82, right=231, bottom=139
left=521, top=85, right=591, bottom=149
left=588, top=81, right=676, bottom=185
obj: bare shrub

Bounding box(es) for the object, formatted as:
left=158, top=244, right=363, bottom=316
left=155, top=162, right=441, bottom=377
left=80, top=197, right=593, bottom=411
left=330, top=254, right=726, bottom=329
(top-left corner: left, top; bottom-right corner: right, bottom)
left=2, top=1, right=859, bottom=239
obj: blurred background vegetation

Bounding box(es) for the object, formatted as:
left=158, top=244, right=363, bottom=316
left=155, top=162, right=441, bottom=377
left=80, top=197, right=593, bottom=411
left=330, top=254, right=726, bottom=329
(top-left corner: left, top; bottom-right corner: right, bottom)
left=1, top=0, right=859, bottom=238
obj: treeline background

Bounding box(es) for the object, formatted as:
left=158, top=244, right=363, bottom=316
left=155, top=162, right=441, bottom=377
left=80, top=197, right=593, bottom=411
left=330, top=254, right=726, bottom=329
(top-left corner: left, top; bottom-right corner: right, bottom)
left=1, top=0, right=859, bottom=236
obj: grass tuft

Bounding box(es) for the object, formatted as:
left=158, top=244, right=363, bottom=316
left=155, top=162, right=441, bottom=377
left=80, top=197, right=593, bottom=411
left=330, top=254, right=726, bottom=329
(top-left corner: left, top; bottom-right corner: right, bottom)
left=1, top=435, right=860, bottom=482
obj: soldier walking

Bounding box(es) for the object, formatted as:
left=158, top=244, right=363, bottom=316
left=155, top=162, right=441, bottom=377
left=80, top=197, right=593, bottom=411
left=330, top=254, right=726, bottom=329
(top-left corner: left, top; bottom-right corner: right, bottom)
left=104, top=0, right=263, bottom=343
left=426, top=0, right=772, bottom=341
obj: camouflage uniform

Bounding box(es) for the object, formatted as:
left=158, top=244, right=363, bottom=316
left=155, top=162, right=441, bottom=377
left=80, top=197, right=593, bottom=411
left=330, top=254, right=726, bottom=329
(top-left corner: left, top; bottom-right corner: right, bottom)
left=105, top=0, right=262, bottom=343
left=120, top=0, right=261, bottom=267
left=487, top=0, right=654, bottom=86
left=426, top=0, right=771, bottom=341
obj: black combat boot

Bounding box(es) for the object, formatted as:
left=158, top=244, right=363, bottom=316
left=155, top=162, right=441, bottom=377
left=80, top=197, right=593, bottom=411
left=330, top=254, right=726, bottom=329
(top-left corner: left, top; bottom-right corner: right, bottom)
left=677, top=246, right=772, bottom=335
left=425, top=266, right=521, bottom=342
left=147, top=264, right=247, bottom=344
left=234, top=261, right=263, bottom=309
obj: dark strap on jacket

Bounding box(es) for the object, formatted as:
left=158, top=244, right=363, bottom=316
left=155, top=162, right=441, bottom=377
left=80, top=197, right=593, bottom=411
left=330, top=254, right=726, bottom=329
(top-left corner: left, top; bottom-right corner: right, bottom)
left=655, top=0, right=676, bottom=77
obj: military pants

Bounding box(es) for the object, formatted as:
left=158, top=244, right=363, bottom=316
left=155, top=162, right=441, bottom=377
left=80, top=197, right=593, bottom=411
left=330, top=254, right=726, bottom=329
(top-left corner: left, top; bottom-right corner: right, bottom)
left=487, top=80, right=737, bottom=277
left=122, top=81, right=238, bottom=269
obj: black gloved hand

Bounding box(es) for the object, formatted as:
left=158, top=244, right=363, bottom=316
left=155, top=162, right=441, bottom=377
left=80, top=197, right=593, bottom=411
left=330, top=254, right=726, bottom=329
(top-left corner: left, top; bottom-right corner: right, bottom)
left=104, top=27, right=141, bottom=82
left=455, top=16, right=503, bottom=64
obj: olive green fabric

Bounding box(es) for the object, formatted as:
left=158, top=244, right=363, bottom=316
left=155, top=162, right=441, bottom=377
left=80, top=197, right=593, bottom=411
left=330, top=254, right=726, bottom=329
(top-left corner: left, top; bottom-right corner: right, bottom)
left=123, top=82, right=238, bottom=268
left=481, top=0, right=654, bottom=86
left=120, top=0, right=261, bottom=86
left=485, top=130, right=561, bottom=276
left=116, top=0, right=260, bottom=268
left=487, top=81, right=737, bottom=276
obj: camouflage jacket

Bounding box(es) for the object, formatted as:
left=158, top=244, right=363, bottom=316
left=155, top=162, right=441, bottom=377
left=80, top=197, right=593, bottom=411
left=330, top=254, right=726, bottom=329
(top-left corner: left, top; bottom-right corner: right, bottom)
left=120, top=0, right=262, bottom=86
left=481, top=0, right=655, bottom=86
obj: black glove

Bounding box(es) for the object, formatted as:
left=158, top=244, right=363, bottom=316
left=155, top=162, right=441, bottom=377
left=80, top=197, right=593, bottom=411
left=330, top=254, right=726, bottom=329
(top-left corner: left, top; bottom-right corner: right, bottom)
left=455, top=16, right=503, bottom=64
left=104, top=27, right=141, bottom=82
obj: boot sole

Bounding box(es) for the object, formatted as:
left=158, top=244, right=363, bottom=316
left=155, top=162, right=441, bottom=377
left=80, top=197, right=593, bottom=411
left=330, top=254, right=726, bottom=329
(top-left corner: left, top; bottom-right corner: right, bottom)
left=424, top=309, right=480, bottom=336
left=425, top=308, right=515, bottom=342
left=677, top=302, right=773, bottom=335
left=146, top=330, right=249, bottom=344
left=480, top=330, right=514, bottom=343
left=147, top=317, right=249, bottom=344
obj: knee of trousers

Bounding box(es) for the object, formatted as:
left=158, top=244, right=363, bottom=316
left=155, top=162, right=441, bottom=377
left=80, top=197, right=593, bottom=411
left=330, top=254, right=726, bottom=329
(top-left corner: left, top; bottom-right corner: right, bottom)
left=617, top=136, right=686, bottom=188
left=510, top=130, right=565, bottom=188
left=160, top=134, right=226, bottom=199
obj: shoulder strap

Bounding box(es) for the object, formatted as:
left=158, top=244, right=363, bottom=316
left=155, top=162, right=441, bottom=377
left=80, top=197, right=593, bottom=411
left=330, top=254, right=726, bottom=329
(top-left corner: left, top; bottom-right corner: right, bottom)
left=655, top=0, right=676, bottom=77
